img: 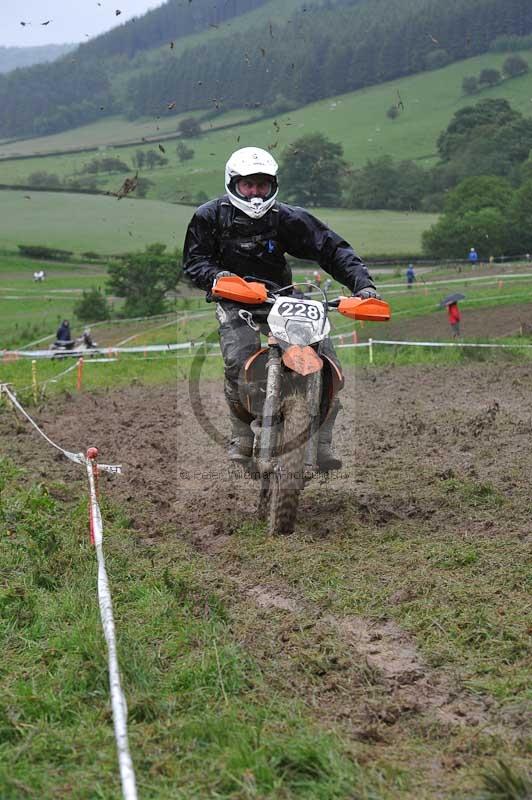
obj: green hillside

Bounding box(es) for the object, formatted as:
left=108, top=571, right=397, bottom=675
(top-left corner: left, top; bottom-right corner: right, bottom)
left=2, top=0, right=530, bottom=140
left=0, top=190, right=437, bottom=256
left=1, top=47, right=531, bottom=204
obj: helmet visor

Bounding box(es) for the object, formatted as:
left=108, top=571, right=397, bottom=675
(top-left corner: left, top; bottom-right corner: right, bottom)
left=232, top=173, right=276, bottom=201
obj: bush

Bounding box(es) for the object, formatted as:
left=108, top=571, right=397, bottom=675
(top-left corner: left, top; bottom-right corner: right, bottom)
left=145, top=151, right=168, bottom=169
left=502, top=55, right=529, bottom=78
left=478, top=68, right=501, bottom=87
left=64, top=176, right=99, bottom=192
left=27, top=171, right=62, bottom=188
left=81, top=157, right=130, bottom=174
left=134, top=177, right=153, bottom=198
left=106, top=243, right=183, bottom=317
left=280, top=133, right=346, bottom=206
left=462, top=76, right=479, bottom=95
left=178, top=117, right=201, bottom=138
left=18, top=244, right=73, bottom=261
left=262, top=94, right=297, bottom=116
left=345, top=156, right=429, bottom=211
left=73, top=287, right=110, bottom=322
left=422, top=175, right=514, bottom=258
left=176, top=142, right=194, bottom=162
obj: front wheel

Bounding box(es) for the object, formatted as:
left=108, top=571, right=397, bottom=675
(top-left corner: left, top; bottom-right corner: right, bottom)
left=268, top=388, right=309, bottom=535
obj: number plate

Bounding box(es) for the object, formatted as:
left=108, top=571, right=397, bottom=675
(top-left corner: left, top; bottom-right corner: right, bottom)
left=276, top=300, right=324, bottom=321
left=267, top=297, right=330, bottom=344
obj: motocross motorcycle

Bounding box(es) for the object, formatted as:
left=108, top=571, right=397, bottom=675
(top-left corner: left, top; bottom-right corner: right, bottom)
left=212, top=275, right=390, bottom=535
left=51, top=334, right=98, bottom=358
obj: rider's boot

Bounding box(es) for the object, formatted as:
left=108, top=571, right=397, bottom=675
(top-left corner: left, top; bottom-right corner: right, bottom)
left=228, top=406, right=254, bottom=464
left=317, top=399, right=342, bottom=471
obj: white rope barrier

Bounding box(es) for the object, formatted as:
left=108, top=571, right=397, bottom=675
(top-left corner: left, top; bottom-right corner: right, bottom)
left=2, top=342, right=204, bottom=359
left=342, top=339, right=532, bottom=349
left=85, top=452, right=138, bottom=800
left=0, top=385, right=136, bottom=800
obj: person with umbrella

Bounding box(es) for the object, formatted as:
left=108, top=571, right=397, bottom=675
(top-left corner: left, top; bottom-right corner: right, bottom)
left=440, top=293, right=465, bottom=338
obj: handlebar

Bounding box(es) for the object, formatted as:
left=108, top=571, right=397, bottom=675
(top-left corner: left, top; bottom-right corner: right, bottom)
left=212, top=275, right=391, bottom=321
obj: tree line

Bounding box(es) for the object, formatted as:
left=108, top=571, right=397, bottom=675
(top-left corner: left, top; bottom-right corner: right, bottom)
left=124, top=0, right=532, bottom=119
left=1, top=0, right=531, bottom=138
left=279, top=99, right=532, bottom=216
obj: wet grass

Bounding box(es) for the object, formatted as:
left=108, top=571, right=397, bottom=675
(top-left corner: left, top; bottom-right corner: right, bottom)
left=0, top=457, right=383, bottom=799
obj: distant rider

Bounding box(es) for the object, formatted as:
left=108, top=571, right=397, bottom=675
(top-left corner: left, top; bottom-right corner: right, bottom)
left=183, top=146, right=379, bottom=469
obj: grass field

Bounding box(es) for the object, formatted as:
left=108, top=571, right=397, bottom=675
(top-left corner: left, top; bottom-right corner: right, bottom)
left=0, top=47, right=531, bottom=206
left=0, top=190, right=438, bottom=257
left=0, top=457, right=383, bottom=799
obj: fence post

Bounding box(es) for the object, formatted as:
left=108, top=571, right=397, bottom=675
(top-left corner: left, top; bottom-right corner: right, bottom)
left=369, top=338, right=374, bottom=365
left=31, top=360, right=38, bottom=404
left=77, top=357, right=84, bottom=391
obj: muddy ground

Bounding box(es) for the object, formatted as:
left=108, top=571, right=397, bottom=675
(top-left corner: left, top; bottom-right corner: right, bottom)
left=1, top=361, right=531, bottom=795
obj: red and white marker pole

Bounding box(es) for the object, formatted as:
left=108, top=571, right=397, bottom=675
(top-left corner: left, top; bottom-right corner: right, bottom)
left=86, top=446, right=99, bottom=545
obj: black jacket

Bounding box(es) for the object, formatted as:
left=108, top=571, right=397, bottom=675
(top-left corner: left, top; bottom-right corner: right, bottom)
left=183, top=196, right=375, bottom=295
left=56, top=322, right=71, bottom=341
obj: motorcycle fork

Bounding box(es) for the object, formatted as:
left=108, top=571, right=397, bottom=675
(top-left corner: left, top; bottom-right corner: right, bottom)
left=257, top=344, right=283, bottom=472
left=304, top=370, right=322, bottom=469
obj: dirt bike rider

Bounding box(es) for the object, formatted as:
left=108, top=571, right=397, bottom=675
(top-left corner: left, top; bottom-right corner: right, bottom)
left=82, top=328, right=94, bottom=348
left=183, top=146, right=379, bottom=470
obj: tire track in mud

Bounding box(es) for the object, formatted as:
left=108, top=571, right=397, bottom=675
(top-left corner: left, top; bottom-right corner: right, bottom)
left=231, top=578, right=491, bottom=735
left=2, top=366, right=530, bottom=746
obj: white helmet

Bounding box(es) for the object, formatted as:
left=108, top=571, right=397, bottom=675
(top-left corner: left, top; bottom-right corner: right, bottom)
left=225, top=147, right=279, bottom=219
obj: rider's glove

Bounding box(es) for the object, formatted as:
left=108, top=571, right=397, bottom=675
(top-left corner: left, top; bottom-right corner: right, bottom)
left=207, top=271, right=236, bottom=303
left=213, top=270, right=235, bottom=286
left=353, top=286, right=381, bottom=300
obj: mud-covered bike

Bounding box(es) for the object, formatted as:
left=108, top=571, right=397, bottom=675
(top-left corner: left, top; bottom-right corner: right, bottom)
left=213, top=275, right=390, bottom=535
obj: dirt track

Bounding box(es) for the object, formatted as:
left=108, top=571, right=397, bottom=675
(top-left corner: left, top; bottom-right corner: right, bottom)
left=1, top=362, right=531, bottom=793
left=3, top=361, right=530, bottom=537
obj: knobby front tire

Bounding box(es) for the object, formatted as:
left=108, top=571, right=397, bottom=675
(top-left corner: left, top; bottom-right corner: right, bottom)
left=268, top=388, right=309, bottom=535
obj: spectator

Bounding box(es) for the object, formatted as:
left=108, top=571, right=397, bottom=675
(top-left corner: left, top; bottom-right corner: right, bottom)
left=468, top=247, right=478, bottom=268
left=56, top=319, right=72, bottom=342
left=447, top=302, right=461, bottom=338
left=406, top=263, right=416, bottom=289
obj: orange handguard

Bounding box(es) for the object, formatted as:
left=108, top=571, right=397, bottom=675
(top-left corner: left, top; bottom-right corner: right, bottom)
left=337, top=296, right=391, bottom=321
left=212, top=275, right=268, bottom=304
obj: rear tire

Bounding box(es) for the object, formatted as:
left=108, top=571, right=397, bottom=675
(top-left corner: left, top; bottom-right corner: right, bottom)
left=268, top=389, right=309, bottom=535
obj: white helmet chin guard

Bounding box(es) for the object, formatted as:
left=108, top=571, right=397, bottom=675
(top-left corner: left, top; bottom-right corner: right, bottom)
left=225, top=147, right=279, bottom=219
